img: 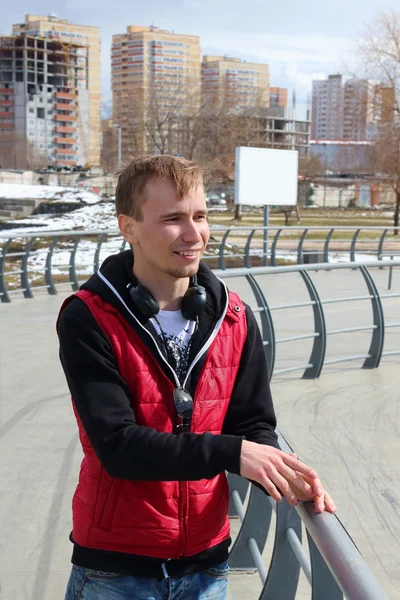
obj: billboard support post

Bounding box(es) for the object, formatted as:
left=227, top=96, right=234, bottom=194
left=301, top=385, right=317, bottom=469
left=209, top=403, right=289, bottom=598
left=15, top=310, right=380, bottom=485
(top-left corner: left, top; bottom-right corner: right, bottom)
left=263, top=205, right=269, bottom=266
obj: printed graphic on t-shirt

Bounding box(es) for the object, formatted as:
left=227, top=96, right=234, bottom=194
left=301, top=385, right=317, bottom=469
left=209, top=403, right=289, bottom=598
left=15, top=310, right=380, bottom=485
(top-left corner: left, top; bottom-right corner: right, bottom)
left=150, top=309, right=196, bottom=385
left=159, top=332, right=192, bottom=384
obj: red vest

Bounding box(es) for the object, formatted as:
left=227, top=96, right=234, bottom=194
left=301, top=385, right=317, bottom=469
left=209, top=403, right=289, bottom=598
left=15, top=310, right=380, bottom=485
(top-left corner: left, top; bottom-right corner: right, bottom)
left=61, top=288, right=247, bottom=558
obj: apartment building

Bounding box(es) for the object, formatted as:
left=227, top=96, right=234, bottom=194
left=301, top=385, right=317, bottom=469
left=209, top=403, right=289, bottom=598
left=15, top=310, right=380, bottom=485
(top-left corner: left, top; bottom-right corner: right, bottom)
left=202, top=55, right=269, bottom=111
left=311, top=74, right=343, bottom=140
left=312, top=74, right=394, bottom=142
left=111, top=25, right=201, bottom=154
left=0, top=14, right=101, bottom=168
left=343, top=78, right=394, bottom=140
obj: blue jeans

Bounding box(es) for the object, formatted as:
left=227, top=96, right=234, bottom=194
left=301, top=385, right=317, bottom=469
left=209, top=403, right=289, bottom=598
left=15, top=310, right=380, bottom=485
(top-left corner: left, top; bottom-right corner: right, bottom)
left=64, top=562, right=229, bottom=600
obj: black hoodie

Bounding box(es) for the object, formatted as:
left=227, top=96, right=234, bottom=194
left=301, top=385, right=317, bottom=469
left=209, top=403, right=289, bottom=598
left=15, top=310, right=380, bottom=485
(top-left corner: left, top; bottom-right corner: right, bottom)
left=58, top=250, right=279, bottom=578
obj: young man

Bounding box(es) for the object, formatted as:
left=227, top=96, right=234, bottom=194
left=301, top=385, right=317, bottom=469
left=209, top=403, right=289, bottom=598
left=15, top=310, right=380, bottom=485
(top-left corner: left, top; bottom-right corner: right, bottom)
left=58, top=155, right=335, bottom=600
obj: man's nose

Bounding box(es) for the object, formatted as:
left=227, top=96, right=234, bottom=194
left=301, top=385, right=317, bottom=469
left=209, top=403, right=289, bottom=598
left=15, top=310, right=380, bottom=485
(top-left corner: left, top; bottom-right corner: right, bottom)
left=182, top=220, right=203, bottom=242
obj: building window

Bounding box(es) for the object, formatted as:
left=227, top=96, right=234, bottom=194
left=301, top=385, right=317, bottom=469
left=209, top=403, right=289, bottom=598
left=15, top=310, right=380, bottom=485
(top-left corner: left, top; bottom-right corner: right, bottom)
left=37, top=108, right=45, bottom=118
left=29, top=108, right=34, bottom=114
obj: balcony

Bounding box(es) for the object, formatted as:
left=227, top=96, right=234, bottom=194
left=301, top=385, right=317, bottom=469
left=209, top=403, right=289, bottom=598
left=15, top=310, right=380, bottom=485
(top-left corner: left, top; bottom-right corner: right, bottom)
left=54, top=137, right=77, bottom=145
left=0, top=123, right=13, bottom=129
left=55, top=103, right=76, bottom=111
left=0, top=111, right=13, bottom=118
left=55, top=126, right=76, bottom=134
left=55, top=159, right=77, bottom=166
left=55, top=114, right=76, bottom=122
left=55, top=148, right=76, bottom=155
left=55, top=92, right=76, bottom=100
left=0, top=99, right=13, bottom=106
left=0, top=88, right=13, bottom=94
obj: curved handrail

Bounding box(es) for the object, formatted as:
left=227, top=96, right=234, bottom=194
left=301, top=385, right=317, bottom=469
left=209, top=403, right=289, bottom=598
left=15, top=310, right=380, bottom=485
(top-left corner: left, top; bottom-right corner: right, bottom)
left=227, top=429, right=391, bottom=600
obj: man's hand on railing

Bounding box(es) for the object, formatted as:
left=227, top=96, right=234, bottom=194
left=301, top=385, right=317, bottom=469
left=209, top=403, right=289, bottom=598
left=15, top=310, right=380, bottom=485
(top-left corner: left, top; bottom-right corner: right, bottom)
left=287, top=453, right=336, bottom=514
left=240, top=441, right=336, bottom=514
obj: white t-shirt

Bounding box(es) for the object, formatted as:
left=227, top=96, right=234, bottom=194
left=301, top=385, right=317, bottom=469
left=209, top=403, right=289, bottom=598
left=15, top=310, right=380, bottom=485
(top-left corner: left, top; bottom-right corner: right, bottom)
left=150, top=310, right=196, bottom=384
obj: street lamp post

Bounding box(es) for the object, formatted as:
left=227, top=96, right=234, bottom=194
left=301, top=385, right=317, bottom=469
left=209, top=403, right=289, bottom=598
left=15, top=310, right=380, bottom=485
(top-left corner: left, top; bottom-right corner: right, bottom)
left=113, top=124, right=122, bottom=168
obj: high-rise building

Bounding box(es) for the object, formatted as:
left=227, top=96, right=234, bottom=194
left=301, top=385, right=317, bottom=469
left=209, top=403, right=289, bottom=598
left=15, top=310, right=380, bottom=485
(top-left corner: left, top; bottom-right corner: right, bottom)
left=311, top=74, right=343, bottom=140
left=312, top=74, right=394, bottom=142
left=201, top=56, right=269, bottom=111
left=343, top=78, right=394, bottom=140
left=0, top=14, right=101, bottom=168
left=111, top=25, right=201, bottom=155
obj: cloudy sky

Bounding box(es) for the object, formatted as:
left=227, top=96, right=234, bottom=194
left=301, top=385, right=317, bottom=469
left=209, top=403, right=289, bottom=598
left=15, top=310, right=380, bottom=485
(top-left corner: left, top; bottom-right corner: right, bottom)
left=2, top=0, right=396, bottom=116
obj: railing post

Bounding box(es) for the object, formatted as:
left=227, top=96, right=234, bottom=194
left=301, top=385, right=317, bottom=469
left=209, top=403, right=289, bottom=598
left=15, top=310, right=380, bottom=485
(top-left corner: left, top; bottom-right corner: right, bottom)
left=227, top=473, right=249, bottom=518
left=69, top=236, right=81, bottom=291
left=245, top=230, right=257, bottom=269
left=350, top=228, right=361, bottom=262
left=246, top=273, right=276, bottom=380
left=377, top=228, right=388, bottom=266
left=323, top=228, right=335, bottom=263
left=228, top=484, right=273, bottom=571
left=359, top=265, right=385, bottom=368
left=388, top=257, right=394, bottom=290
left=21, top=237, right=36, bottom=299
left=0, top=239, right=12, bottom=303
left=297, top=228, right=309, bottom=265
left=218, top=229, right=231, bottom=270
left=271, top=229, right=282, bottom=267
left=259, top=501, right=301, bottom=600
left=44, top=237, right=58, bottom=295
left=299, top=269, right=327, bottom=378
left=94, top=233, right=107, bottom=273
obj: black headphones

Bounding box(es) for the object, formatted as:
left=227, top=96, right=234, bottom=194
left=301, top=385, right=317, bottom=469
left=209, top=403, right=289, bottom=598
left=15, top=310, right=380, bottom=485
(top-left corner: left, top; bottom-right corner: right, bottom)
left=128, top=274, right=207, bottom=321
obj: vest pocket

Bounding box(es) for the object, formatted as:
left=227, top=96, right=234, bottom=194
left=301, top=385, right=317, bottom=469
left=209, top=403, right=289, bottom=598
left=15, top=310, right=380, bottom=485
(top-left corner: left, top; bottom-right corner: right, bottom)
left=98, top=478, right=123, bottom=531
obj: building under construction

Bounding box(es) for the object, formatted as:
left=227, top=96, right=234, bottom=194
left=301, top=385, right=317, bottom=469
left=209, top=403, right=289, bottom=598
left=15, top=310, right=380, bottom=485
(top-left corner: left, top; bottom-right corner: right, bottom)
left=0, top=14, right=101, bottom=168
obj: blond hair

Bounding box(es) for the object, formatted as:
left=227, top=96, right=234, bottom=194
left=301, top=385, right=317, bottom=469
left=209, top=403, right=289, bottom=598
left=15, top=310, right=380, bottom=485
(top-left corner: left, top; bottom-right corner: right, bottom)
left=115, top=155, right=205, bottom=221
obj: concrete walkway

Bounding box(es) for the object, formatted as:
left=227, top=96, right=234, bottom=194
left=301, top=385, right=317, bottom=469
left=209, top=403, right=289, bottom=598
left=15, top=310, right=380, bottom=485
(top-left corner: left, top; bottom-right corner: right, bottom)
left=0, top=269, right=399, bottom=599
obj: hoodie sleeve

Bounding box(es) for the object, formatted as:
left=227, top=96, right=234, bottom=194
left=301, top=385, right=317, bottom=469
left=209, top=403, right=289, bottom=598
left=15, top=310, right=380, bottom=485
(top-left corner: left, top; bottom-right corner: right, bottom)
left=58, top=297, right=243, bottom=481
left=222, top=304, right=280, bottom=463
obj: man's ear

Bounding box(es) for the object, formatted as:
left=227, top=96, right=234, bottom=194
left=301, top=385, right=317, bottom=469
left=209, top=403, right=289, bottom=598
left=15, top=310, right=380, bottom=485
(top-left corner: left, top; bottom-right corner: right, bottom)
left=118, top=214, right=138, bottom=245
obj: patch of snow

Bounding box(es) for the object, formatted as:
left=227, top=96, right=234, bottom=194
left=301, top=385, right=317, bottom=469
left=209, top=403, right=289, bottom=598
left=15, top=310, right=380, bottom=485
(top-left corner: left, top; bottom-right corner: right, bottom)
left=1, top=201, right=117, bottom=235
left=0, top=183, right=100, bottom=204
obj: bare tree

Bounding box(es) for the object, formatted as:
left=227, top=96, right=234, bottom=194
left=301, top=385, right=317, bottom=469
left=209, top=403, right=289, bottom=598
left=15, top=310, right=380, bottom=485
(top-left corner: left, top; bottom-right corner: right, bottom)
left=371, top=124, right=400, bottom=233
left=355, top=10, right=400, bottom=232
left=0, top=130, right=47, bottom=170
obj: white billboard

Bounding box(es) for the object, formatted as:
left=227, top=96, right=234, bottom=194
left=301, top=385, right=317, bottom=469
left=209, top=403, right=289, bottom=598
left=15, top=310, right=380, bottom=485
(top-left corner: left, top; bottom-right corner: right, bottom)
left=234, top=147, right=299, bottom=206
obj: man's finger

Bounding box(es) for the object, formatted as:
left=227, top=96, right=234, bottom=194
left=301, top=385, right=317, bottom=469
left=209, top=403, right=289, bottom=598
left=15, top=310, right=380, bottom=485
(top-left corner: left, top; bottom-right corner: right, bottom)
left=259, top=475, right=282, bottom=503
left=301, top=473, right=323, bottom=498
left=282, top=454, right=317, bottom=480
left=268, top=469, right=299, bottom=506
left=323, top=491, right=337, bottom=513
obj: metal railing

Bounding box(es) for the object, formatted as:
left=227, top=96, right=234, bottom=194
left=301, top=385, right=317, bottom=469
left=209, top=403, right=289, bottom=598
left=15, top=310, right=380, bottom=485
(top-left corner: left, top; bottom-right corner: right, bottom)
left=1, top=226, right=400, bottom=303
left=216, top=261, right=400, bottom=378
left=209, top=225, right=400, bottom=271
left=226, top=431, right=390, bottom=600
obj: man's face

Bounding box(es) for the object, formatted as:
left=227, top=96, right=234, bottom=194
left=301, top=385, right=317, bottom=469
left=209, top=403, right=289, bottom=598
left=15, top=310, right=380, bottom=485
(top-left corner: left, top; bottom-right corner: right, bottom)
left=120, top=176, right=210, bottom=280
